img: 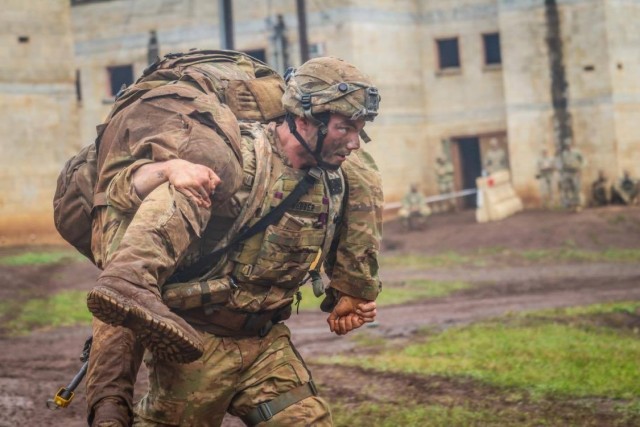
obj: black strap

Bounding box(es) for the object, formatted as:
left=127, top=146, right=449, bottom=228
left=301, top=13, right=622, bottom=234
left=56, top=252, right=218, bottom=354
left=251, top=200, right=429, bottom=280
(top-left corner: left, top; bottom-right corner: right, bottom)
left=167, top=167, right=322, bottom=284
left=243, top=381, right=318, bottom=425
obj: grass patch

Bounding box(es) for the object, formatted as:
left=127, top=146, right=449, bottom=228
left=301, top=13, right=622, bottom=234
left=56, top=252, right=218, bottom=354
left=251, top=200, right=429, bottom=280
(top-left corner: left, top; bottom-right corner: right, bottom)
left=3, top=290, right=92, bottom=335
left=377, top=279, right=470, bottom=305
left=325, top=311, right=640, bottom=399
left=330, top=402, right=514, bottom=427
left=296, top=280, right=471, bottom=312
left=0, top=250, right=85, bottom=266
left=519, top=248, right=640, bottom=263
left=533, top=301, right=640, bottom=317
left=381, top=248, right=640, bottom=270
left=381, top=252, right=470, bottom=269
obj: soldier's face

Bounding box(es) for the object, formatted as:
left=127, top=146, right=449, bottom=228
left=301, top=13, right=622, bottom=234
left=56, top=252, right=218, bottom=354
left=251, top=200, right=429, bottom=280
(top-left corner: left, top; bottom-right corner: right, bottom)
left=317, top=114, right=365, bottom=167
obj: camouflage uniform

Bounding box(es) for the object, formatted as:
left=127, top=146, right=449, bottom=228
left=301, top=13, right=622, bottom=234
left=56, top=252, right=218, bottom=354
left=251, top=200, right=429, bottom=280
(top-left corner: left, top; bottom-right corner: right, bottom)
left=591, top=172, right=610, bottom=206
left=86, top=55, right=382, bottom=426
left=435, top=158, right=455, bottom=211
left=398, top=190, right=430, bottom=219
left=559, top=148, right=583, bottom=209
left=484, top=142, right=508, bottom=175
left=87, top=73, right=245, bottom=424
left=611, top=172, right=638, bottom=205
left=536, top=152, right=556, bottom=208
left=398, top=186, right=430, bottom=230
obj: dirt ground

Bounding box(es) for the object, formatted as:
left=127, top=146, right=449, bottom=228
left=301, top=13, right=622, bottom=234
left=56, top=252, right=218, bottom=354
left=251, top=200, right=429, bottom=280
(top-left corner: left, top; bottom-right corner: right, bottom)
left=1, top=206, right=639, bottom=426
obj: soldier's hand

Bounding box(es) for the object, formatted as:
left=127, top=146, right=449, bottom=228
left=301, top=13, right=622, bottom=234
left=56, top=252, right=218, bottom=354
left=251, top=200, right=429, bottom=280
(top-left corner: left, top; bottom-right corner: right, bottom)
left=165, top=159, right=221, bottom=208
left=327, top=295, right=377, bottom=336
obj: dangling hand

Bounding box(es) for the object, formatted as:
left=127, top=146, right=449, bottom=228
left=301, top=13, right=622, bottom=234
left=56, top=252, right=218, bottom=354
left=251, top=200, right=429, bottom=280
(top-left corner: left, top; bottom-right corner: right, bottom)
left=327, top=294, right=377, bottom=336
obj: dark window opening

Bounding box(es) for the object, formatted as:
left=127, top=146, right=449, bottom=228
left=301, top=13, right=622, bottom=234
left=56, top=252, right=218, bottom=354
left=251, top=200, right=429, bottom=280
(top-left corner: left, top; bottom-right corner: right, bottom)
left=483, top=33, right=501, bottom=65
left=107, top=65, right=134, bottom=97
left=75, top=69, right=82, bottom=102
left=242, top=49, right=267, bottom=63
left=436, top=38, right=460, bottom=69
left=18, top=36, right=30, bottom=43
left=456, top=137, right=482, bottom=208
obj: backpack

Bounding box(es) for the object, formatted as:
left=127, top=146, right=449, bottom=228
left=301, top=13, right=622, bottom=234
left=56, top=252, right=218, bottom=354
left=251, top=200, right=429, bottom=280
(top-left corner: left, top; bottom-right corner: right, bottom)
left=53, top=143, right=99, bottom=263
left=52, top=50, right=285, bottom=263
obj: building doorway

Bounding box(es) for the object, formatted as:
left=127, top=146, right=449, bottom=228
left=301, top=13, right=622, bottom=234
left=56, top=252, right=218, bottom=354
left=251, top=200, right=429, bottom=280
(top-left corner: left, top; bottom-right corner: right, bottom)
left=452, top=137, right=482, bottom=208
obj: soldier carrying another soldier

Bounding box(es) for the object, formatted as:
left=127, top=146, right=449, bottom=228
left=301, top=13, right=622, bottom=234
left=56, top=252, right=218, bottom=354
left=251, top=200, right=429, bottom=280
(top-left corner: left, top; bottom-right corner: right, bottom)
left=83, top=53, right=383, bottom=426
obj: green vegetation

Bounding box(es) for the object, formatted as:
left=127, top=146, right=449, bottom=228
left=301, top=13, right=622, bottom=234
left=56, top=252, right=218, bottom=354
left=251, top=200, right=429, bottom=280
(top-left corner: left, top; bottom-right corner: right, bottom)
left=381, top=251, right=470, bottom=269
left=0, top=250, right=85, bottom=266
left=519, top=248, right=640, bottom=263
left=2, top=290, right=92, bottom=335
left=534, top=301, right=640, bottom=317
left=296, top=279, right=470, bottom=312
left=324, top=304, right=640, bottom=400
left=330, top=402, right=514, bottom=427
left=381, top=247, right=640, bottom=269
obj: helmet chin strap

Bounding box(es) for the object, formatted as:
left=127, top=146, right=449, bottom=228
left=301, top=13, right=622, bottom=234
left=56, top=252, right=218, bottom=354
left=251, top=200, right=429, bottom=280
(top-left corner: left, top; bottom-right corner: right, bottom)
left=285, top=114, right=339, bottom=171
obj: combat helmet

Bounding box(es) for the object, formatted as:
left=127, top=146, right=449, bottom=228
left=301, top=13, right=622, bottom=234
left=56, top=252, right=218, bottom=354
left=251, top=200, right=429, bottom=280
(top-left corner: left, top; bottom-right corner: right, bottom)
left=281, top=57, right=380, bottom=169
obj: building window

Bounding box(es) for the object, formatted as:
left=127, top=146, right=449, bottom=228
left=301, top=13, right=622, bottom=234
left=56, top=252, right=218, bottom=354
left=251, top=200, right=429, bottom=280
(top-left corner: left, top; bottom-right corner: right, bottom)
left=107, top=65, right=133, bottom=97
left=483, top=33, right=501, bottom=66
left=242, top=49, right=267, bottom=63
left=436, top=37, right=460, bottom=70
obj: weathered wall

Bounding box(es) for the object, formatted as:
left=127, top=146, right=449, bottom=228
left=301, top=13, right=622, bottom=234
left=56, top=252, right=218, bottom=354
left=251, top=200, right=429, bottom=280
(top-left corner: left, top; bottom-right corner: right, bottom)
left=605, top=0, right=640, bottom=176
left=0, top=0, right=79, bottom=243
left=3, top=0, right=638, bottom=240
left=498, top=0, right=639, bottom=207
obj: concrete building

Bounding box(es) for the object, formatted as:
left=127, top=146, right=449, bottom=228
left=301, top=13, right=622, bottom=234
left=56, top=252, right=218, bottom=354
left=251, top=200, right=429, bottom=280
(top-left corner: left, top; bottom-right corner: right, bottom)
left=0, top=0, right=79, bottom=243
left=2, top=0, right=639, bottom=239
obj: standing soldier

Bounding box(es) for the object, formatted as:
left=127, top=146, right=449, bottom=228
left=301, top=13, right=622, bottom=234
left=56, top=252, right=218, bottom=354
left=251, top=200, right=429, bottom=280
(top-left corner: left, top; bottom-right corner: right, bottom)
left=535, top=149, right=556, bottom=208
left=558, top=143, right=584, bottom=210
left=483, top=137, right=508, bottom=175
left=435, top=156, right=456, bottom=211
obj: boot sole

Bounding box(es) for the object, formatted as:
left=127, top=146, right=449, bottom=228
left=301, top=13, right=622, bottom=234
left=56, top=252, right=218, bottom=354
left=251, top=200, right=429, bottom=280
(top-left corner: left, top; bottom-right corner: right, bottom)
left=87, top=286, right=203, bottom=363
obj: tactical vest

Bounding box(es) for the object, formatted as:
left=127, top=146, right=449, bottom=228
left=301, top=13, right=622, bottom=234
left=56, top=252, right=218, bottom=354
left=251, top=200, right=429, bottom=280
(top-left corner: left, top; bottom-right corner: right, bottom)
left=163, top=123, right=345, bottom=318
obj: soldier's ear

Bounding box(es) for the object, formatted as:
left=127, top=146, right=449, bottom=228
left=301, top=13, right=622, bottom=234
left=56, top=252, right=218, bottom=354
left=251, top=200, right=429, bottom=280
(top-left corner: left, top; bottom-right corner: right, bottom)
left=295, top=116, right=316, bottom=134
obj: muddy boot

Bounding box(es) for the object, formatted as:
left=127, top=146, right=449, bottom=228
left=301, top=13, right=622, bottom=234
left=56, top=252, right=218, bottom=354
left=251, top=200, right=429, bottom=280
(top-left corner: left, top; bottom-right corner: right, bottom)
left=87, top=277, right=203, bottom=363
left=90, top=397, right=130, bottom=427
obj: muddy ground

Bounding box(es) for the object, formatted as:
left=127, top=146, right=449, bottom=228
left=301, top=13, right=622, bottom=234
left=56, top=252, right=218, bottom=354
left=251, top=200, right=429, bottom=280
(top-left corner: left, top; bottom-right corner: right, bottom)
left=1, top=206, right=639, bottom=426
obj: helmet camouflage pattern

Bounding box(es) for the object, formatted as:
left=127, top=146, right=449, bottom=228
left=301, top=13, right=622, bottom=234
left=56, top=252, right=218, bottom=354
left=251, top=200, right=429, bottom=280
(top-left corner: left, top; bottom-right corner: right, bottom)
left=282, top=57, right=381, bottom=123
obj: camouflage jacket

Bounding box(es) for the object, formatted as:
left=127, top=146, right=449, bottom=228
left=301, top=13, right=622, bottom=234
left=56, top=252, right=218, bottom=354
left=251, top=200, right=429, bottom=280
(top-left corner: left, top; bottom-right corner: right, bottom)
left=95, top=87, right=382, bottom=309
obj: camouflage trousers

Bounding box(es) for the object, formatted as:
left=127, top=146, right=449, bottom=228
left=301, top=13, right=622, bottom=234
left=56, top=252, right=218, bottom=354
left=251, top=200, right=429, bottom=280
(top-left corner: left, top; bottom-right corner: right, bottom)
left=134, top=323, right=332, bottom=426
left=87, top=182, right=210, bottom=422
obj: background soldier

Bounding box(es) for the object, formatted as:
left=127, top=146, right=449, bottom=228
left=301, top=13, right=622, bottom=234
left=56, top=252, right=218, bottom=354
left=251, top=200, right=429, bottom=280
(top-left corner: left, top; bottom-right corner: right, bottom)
left=398, top=183, right=431, bottom=230
left=536, top=148, right=556, bottom=208
left=85, top=55, right=382, bottom=426
left=435, top=156, right=456, bottom=211
left=483, top=137, right=508, bottom=175
left=611, top=170, right=639, bottom=205
left=558, top=143, right=584, bottom=210
left=591, top=170, right=610, bottom=206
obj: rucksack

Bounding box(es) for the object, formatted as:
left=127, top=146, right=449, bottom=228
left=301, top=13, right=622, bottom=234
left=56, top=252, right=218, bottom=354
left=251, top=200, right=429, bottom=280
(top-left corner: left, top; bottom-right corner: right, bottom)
left=53, top=50, right=285, bottom=264
left=53, top=142, right=99, bottom=263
